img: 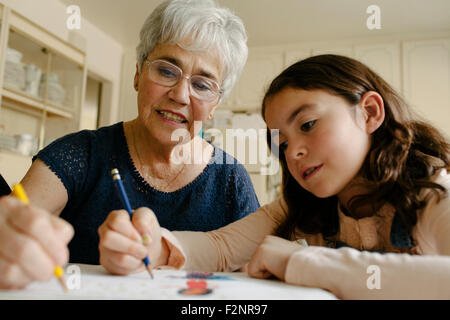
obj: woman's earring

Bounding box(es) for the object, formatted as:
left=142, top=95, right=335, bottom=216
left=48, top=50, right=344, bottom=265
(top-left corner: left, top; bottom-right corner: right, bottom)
left=208, top=113, right=213, bottom=120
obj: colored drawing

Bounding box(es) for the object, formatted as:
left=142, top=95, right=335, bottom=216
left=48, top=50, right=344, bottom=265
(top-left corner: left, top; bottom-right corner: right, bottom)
left=0, top=264, right=337, bottom=299
left=167, top=271, right=234, bottom=280
left=178, top=279, right=213, bottom=296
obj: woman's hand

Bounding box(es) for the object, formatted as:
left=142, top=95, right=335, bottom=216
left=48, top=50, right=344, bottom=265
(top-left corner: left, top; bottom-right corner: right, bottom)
left=98, top=207, right=166, bottom=275
left=247, top=235, right=305, bottom=281
left=0, top=196, right=74, bottom=289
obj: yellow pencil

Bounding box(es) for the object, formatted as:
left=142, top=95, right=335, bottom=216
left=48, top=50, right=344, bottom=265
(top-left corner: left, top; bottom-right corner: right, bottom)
left=12, top=183, right=69, bottom=293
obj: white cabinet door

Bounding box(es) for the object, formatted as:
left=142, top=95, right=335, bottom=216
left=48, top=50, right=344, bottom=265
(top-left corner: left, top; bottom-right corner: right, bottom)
left=221, top=51, right=284, bottom=112
left=284, top=48, right=311, bottom=68
left=354, top=42, right=401, bottom=92
left=403, top=38, right=450, bottom=138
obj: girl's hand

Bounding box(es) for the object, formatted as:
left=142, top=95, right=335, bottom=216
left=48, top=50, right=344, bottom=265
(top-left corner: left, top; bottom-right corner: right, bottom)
left=247, top=235, right=305, bottom=281
left=98, top=207, right=166, bottom=275
left=0, top=196, right=74, bottom=289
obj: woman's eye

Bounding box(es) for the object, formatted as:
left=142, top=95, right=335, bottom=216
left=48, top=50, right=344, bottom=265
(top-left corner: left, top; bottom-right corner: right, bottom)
left=192, top=79, right=212, bottom=91
left=158, top=67, right=177, bottom=78
left=301, top=120, right=316, bottom=132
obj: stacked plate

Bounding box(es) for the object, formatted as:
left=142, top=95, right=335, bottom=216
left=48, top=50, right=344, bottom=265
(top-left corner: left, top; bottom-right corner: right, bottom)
left=0, top=134, right=38, bottom=156
left=0, top=135, right=16, bottom=151
left=4, top=48, right=26, bottom=90
left=39, top=73, right=66, bottom=105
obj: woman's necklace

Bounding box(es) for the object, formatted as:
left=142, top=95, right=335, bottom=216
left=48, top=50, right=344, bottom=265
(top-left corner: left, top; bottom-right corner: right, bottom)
left=131, top=125, right=186, bottom=192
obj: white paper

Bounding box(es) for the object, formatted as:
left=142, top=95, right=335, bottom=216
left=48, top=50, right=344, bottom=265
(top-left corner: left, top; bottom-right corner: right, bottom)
left=0, top=264, right=337, bottom=300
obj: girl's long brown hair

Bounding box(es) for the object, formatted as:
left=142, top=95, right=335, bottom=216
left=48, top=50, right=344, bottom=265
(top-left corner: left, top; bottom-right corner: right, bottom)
left=262, top=54, right=450, bottom=240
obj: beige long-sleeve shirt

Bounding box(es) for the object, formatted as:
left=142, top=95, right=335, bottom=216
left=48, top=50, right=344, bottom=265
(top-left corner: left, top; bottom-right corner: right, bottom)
left=161, top=169, right=450, bottom=299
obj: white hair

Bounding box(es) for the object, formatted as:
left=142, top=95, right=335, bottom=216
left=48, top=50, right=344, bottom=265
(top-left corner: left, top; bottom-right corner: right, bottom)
left=136, top=0, right=248, bottom=103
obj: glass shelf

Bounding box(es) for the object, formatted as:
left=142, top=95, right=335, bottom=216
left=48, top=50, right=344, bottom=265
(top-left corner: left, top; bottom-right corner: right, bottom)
left=5, top=29, right=47, bottom=99
left=2, top=86, right=73, bottom=118
left=3, top=29, right=80, bottom=118
left=48, top=51, right=83, bottom=112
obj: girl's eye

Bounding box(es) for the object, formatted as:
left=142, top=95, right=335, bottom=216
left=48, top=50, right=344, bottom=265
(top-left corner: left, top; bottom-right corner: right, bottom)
left=301, top=120, right=316, bottom=132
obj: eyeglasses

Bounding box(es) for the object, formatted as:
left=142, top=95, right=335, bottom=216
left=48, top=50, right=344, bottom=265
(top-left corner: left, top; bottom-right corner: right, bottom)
left=145, top=59, right=223, bottom=102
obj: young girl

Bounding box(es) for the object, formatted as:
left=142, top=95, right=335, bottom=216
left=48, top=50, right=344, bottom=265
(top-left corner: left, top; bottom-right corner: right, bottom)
left=101, top=55, right=450, bottom=299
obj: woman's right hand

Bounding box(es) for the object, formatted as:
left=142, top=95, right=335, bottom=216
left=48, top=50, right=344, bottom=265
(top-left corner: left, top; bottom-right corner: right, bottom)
left=0, top=196, right=74, bottom=289
left=98, top=207, right=167, bottom=275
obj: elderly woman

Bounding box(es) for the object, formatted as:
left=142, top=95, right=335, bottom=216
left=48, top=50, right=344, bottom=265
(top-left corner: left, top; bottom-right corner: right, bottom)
left=0, top=0, right=258, bottom=288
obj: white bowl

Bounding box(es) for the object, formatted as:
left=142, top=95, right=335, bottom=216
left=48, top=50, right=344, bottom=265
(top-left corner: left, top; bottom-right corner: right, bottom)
left=39, top=81, right=66, bottom=105
left=6, top=47, right=23, bottom=63
left=4, top=60, right=26, bottom=90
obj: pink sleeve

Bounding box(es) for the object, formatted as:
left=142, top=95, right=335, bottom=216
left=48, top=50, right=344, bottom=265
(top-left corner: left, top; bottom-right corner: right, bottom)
left=285, top=170, right=450, bottom=299
left=158, top=197, right=288, bottom=271
left=158, top=228, right=186, bottom=269
left=285, top=246, right=450, bottom=299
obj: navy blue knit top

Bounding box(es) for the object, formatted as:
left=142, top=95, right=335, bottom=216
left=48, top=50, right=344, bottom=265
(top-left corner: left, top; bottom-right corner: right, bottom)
left=33, top=122, right=260, bottom=264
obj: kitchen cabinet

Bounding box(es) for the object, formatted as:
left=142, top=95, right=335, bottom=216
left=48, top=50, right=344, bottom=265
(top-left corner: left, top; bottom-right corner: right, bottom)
left=221, top=49, right=284, bottom=112
left=0, top=5, right=87, bottom=185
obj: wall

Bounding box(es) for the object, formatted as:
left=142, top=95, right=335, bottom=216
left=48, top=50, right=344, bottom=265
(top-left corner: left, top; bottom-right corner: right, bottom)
left=221, top=30, right=450, bottom=137
left=119, top=30, right=450, bottom=136
left=231, top=31, right=450, bottom=204
left=119, top=48, right=138, bottom=122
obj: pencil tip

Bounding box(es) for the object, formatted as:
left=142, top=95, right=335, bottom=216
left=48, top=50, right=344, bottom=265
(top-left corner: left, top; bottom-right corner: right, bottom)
left=146, top=265, right=154, bottom=279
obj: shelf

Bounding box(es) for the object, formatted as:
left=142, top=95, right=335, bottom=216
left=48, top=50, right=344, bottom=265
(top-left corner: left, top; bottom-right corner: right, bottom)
left=46, top=102, right=75, bottom=118
left=0, top=4, right=87, bottom=182
left=2, top=86, right=73, bottom=118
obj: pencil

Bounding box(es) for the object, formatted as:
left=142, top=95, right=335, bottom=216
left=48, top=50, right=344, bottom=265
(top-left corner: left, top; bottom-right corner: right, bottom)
left=110, top=168, right=154, bottom=279
left=11, top=183, right=69, bottom=293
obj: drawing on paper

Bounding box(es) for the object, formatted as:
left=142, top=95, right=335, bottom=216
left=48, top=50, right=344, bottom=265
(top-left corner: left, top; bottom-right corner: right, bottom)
left=167, top=270, right=234, bottom=281
left=177, top=279, right=213, bottom=296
